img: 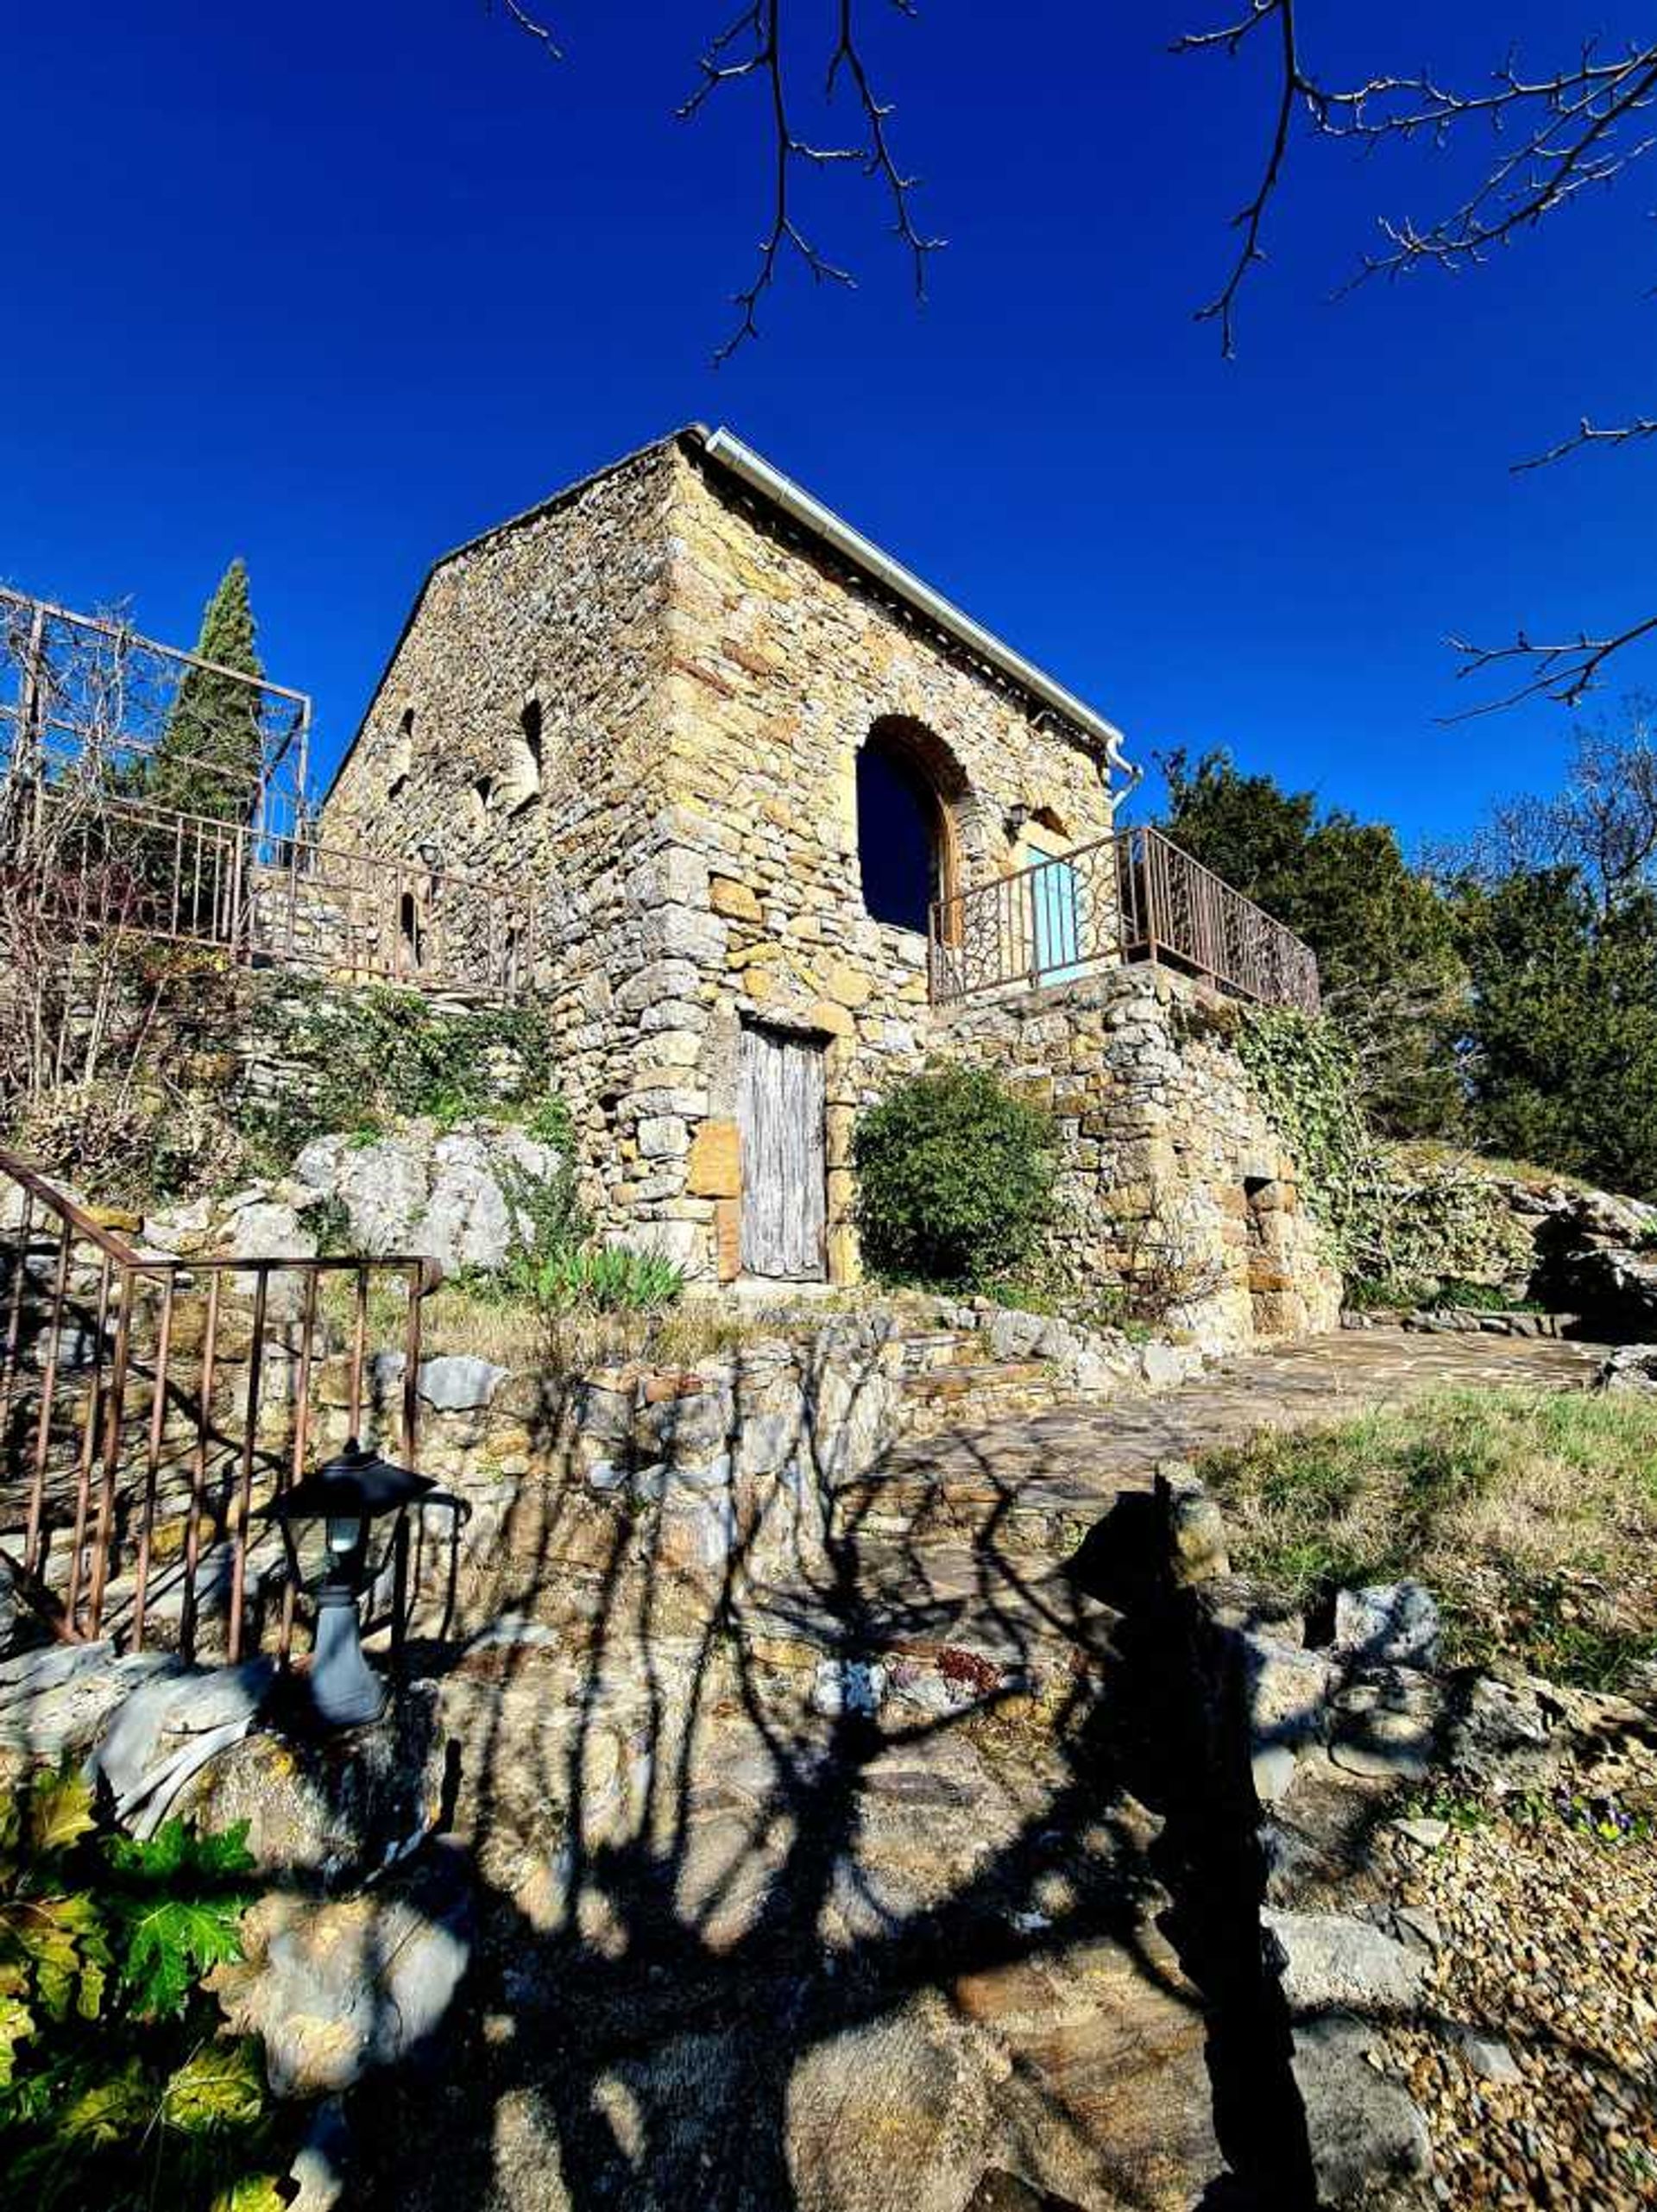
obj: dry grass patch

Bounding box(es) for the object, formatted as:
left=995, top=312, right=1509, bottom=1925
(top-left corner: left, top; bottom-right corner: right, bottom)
left=1198, top=1388, right=1657, bottom=1692
left=315, top=1275, right=814, bottom=1374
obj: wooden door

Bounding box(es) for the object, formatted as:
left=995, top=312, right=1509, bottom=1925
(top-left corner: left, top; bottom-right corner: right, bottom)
left=738, top=1024, right=828, bottom=1280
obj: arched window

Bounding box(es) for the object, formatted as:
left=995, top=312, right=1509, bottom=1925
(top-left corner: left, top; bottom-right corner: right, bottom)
left=856, top=721, right=960, bottom=935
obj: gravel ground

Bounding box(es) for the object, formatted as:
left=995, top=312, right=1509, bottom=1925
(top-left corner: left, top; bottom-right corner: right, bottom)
left=1378, top=1790, right=1657, bottom=2209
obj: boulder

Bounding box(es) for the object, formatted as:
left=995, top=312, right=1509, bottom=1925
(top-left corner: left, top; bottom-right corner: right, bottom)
left=1262, top=1909, right=1428, bottom=2017
left=1594, top=1343, right=1657, bottom=1396
left=987, top=1310, right=1045, bottom=1361
left=292, top=1119, right=564, bottom=1277
left=90, top=1657, right=275, bottom=1835
left=1328, top=1667, right=1442, bottom=1781
left=1552, top=1244, right=1657, bottom=1340
left=417, top=1354, right=508, bottom=1414
left=1158, top=1465, right=1231, bottom=1587
left=1288, top=2015, right=1433, bottom=2205
left=214, top=1846, right=474, bottom=2096
left=173, top=1686, right=445, bottom=1883
left=1333, top=1582, right=1442, bottom=1671
left=1446, top=1671, right=1559, bottom=1791
left=1241, top=1634, right=1339, bottom=1755
left=0, top=1641, right=173, bottom=1763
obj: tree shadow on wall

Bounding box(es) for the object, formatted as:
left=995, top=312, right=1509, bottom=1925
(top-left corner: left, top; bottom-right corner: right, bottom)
left=312, top=1332, right=1308, bottom=2212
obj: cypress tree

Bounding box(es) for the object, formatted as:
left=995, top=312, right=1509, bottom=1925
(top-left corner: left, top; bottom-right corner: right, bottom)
left=148, top=558, right=266, bottom=823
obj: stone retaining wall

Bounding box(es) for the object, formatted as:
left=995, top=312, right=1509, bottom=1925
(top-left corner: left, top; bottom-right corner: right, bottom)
left=940, top=966, right=1342, bottom=1349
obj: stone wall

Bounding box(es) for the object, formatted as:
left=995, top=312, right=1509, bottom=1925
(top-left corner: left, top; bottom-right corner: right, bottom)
left=940, top=965, right=1342, bottom=1348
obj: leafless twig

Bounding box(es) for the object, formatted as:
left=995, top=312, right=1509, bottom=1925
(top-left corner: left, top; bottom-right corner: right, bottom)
left=1513, top=413, right=1657, bottom=472
left=1176, top=12, right=1657, bottom=335
left=680, top=0, right=942, bottom=362
left=1173, top=0, right=1307, bottom=357
left=495, top=0, right=938, bottom=361
left=488, top=0, right=563, bottom=61
left=1444, top=614, right=1657, bottom=716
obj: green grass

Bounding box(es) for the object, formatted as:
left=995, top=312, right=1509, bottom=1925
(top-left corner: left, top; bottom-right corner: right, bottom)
left=1198, top=1387, right=1657, bottom=1692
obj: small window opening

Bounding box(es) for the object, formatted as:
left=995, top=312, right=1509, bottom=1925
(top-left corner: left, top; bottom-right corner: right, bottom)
left=398, top=892, right=424, bottom=974
left=505, top=699, right=544, bottom=816
left=387, top=707, right=414, bottom=801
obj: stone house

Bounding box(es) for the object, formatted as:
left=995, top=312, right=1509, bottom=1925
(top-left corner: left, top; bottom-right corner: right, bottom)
left=322, top=425, right=1336, bottom=1341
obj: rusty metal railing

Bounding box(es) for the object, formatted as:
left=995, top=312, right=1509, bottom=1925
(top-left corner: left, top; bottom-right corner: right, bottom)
left=0, top=1148, right=437, bottom=1663
left=928, top=822, right=1320, bottom=1013
left=3, top=783, right=538, bottom=1003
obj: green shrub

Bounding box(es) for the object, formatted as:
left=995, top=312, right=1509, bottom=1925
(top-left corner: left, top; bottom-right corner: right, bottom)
left=513, top=1245, right=686, bottom=1315
left=853, top=1065, right=1057, bottom=1289
left=1342, top=1275, right=1432, bottom=1313
left=0, top=1763, right=283, bottom=2211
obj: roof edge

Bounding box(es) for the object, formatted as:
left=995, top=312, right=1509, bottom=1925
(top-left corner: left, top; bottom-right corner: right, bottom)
left=688, top=425, right=1131, bottom=778
left=322, top=421, right=1134, bottom=810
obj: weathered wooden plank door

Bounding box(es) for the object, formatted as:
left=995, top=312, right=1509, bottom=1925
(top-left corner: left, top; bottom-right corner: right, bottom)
left=738, top=1024, right=828, bottom=1279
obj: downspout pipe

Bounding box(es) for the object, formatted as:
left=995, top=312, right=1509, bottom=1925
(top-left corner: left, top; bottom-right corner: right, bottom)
left=696, top=425, right=1137, bottom=800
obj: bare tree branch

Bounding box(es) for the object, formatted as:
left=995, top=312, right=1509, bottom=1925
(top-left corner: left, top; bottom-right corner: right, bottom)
left=488, top=0, right=563, bottom=63
left=495, top=1, right=938, bottom=362
left=1175, top=10, right=1657, bottom=703
left=1513, top=413, right=1657, bottom=472
left=1443, top=613, right=1657, bottom=717
left=1317, top=43, right=1657, bottom=281
left=1173, top=0, right=1307, bottom=357
left=680, top=0, right=942, bottom=362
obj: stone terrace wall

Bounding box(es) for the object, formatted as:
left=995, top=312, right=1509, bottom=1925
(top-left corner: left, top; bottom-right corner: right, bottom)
left=940, top=966, right=1342, bottom=1349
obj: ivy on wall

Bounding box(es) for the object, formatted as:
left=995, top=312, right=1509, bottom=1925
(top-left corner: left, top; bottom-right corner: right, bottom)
left=234, top=980, right=559, bottom=1161
left=1236, top=1009, right=1540, bottom=1293
left=1235, top=1008, right=1379, bottom=1270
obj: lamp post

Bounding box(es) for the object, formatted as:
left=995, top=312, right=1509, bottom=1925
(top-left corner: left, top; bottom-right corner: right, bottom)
left=264, top=1439, right=444, bottom=1728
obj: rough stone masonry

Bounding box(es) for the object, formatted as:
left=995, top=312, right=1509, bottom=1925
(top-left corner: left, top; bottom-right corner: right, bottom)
left=322, top=425, right=1334, bottom=1345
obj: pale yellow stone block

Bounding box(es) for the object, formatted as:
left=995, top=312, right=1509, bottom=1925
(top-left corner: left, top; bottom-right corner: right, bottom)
left=686, top=1119, right=741, bottom=1199
left=824, top=961, right=873, bottom=1009
left=709, top=876, right=763, bottom=923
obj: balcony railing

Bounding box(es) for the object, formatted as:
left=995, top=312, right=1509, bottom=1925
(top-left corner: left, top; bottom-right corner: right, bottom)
left=929, top=823, right=1320, bottom=1013
left=3, top=782, right=539, bottom=1003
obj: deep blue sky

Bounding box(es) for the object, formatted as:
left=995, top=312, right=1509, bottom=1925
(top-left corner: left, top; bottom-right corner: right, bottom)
left=4, top=2, right=1653, bottom=843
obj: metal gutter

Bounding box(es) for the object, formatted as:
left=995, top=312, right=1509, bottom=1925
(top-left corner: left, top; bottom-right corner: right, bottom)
left=696, top=425, right=1137, bottom=789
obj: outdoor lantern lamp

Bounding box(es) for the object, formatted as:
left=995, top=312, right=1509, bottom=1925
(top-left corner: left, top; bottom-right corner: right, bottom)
left=264, top=1439, right=443, bottom=1728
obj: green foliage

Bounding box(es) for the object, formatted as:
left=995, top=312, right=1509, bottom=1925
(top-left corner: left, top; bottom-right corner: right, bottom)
left=1162, top=748, right=1467, bottom=1138
left=1450, top=866, right=1657, bottom=1201
left=238, top=980, right=559, bottom=1163
left=1234, top=1008, right=1377, bottom=1269
left=494, top=1144, right=589, bottom=1293
left=510, top=1243, right=686, bottom=1315
left=853, top=1064, right=1057, bottom=1289
left=0, top=1765, right=282, bottom=2212
left=145, top=560, right=266, bottom=825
